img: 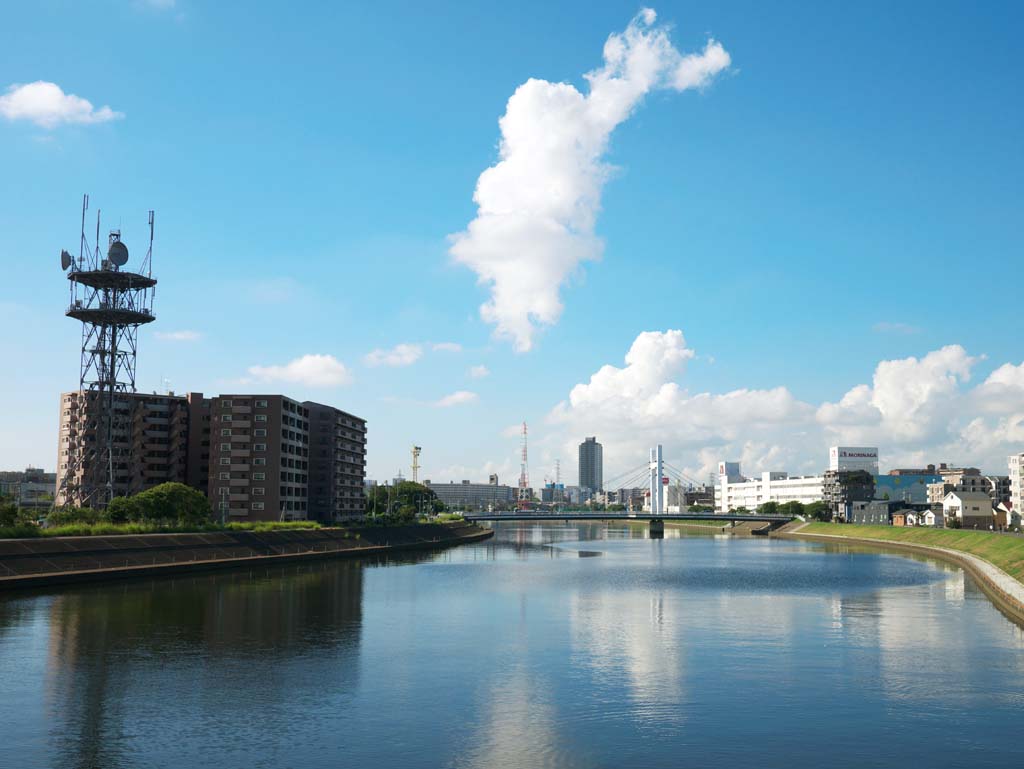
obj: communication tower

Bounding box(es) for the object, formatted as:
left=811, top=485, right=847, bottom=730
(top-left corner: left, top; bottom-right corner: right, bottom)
left=518, top=422, right=530, bottom=511
left=57, top=195, right=157, bottom=508
left=411, top=445, right=422, bottom=483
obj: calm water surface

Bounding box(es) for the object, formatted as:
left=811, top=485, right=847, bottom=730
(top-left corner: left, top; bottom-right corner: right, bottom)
left=2, top=523, right=1024, bottom=769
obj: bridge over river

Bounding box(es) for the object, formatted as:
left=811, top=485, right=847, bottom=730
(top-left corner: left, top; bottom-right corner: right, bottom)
left=462, top=512, right=795, bottom=537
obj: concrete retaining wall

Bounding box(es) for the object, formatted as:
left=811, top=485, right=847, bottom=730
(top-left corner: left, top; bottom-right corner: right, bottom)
left=0, top=523, right=493, bottom=590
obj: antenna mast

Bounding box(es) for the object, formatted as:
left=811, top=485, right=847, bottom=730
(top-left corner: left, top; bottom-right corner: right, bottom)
left=56, top=197, right=158, bottom=508
left=518, top=422, right=530, bottom=511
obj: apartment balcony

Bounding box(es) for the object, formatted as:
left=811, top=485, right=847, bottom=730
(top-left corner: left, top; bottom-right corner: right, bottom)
left=229, top=478, right=250, bottom=487
left=229, top=463, right=250, bottom=471
left=229, top=493, right=249, bottom=502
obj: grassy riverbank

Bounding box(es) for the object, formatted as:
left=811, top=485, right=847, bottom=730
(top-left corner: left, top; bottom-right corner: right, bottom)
left=799, top=523, right=1024, bottom=582
left=0, top=520, right=324, bottom=540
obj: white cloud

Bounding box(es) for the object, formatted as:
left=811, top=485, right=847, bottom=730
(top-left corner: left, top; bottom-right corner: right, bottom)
left=432, top=342, right=463, bottom=353
left=435, top=390, right=478, bottom=408
left=0, top=81, right=123, bottom=129
left=449, top=9, right=730, bottom=352
left=545, top=330, right=1024, bottom=482
left=154, top=330, right=201, bottom=342
left=817, top=345, right=979, bottom=444
left=469, top=364, right=490, bottom=379
left=364, top=343, right=423, bottom=367
left=247, top=354, right=352, bottom=387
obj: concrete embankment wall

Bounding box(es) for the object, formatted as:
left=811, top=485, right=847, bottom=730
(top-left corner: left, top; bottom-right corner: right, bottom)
left=779, top=527, right=1024, bottom=628
left=0, top=523, right=493, bottom=590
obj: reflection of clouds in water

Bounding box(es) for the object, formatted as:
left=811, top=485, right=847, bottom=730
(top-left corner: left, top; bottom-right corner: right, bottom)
left=833, top=561, right=1024, bottom=707
left=460, top=663, right=590, bottom=769
left=568, top=590, right=686, bottom=728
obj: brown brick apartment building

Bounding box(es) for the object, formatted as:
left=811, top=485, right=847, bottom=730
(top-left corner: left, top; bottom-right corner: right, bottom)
left=56, top=391, right=366, bottom=522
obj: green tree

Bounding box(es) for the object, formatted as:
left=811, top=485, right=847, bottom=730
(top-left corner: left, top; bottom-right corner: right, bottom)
left=804, top=501, right=830, bottom=521
left=758, top=501, right=780, bottom=516
left=0, top=497, right=20, bottom=528
left=778, top=501, right=805, bottom=518
left=131, top=483, right=211, bottom=524
left=105, top=496, right=138, bottom=524
left=366, top=481, right=439, bottom=520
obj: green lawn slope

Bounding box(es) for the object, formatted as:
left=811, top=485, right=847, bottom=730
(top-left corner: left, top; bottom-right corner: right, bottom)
left=801, top=523, right=1024, bottom=582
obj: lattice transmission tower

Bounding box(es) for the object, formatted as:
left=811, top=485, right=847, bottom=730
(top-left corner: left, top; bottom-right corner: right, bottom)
left=517, top=422, right=531, bottom=511
left=56, top=195, right=157, bottom=508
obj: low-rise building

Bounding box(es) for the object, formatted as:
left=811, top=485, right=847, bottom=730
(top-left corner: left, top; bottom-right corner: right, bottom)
left=715, top=462, right=824, bottom=513
left=0, top=467, right=57, bottom=512
left=943, top=490, right=994, bottom=530
left=423, top=479, right=516, bottom=511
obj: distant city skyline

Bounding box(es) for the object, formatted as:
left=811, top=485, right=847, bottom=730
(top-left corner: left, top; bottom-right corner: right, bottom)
left=2, top=2, right=1024, bottom=482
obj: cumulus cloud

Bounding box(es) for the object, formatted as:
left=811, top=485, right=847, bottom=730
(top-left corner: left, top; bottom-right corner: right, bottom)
left=469, top=364, right=490, bottom=379
left=0, top=81, right=123, bottom=129
left=432, top=342, right=463, bottom=353
left=546, top=330, right=1024, bottom=482
left=364, top=343, right=423, bottom=367
left=435, top=390, right=478, bottom=408
left=816, top=345, right=979, bottom=445
left=449, top=9, right=730, bottom=352
left=247, top=354, right=352, bottom=387
left=154, top=330, right=201, bottom=342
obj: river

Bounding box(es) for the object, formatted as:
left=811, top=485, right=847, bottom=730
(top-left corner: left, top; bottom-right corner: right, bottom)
left=2, top=522, right=1024, bottom=768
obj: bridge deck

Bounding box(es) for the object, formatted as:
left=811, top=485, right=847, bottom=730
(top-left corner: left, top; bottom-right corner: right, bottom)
left=463, top=513, right=792, bottom=524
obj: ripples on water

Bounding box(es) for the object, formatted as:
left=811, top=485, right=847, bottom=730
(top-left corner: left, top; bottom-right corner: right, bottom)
left=2, top=522, right=1024, bottom=769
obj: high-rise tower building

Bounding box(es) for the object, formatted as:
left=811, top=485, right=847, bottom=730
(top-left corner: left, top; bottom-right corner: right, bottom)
left=578, top=436, right=603, bottom=493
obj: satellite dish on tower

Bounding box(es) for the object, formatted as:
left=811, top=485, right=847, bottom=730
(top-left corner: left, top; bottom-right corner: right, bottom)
left=60, top=250, right=72, bottom=271
left=108, top=240, right=129, bottom=267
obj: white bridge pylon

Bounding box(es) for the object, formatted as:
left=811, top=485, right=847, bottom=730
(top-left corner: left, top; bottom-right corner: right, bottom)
left=649, top=444, right=665, bottom=515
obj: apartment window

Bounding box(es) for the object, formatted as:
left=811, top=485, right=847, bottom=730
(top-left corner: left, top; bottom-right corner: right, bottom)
left=255, top=414, right=267, bottom=422
left=254, top=443, right=267, bottom=451
left=253, top=458, right=266, bottom=466
left=252, top=502, right=265, bottom=511
left=219, top=457, right=231, bottom=466
left=220, top=443, right=231, bottom=451
left=255, top=400, right=268, bottom=408
left=222, top=400, right=233, bottom=407
left=221, top=428, right=232, bottom=436
left=253, top=487, right=265, bottom=496
left=253, top=472, right=266, bottom=481
left=219, top=487, right=229, bottom=495
left=223, top=414, right=233, bottom=422
left=219, top=472, right=230, bottom=480
left=254, top=428, right=267, bottom=437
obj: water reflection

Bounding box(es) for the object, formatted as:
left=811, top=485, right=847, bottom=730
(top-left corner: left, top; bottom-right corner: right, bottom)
left=4, top=524, right=1024, bottom=769
left=9, top=562, right=364, bottom=769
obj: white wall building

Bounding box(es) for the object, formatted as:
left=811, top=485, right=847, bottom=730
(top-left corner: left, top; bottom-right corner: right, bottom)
left=715, top=462, right=824, bottom=513
left=1010, top=453, right=1024, bottom=515
left=829, top=446, right=879, bottom=474
left=943, top=490, right=994, bottom=529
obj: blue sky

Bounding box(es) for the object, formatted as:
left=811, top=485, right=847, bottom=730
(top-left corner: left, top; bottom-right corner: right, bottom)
left=2, top=1, right=1023, bottom=482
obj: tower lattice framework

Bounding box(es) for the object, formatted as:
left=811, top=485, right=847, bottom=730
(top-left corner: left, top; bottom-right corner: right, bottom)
left=57, top=195, right=157, bottom=508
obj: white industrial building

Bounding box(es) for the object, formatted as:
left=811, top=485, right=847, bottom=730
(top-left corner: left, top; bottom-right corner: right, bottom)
left=715, top=447, right=877, bottom=513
